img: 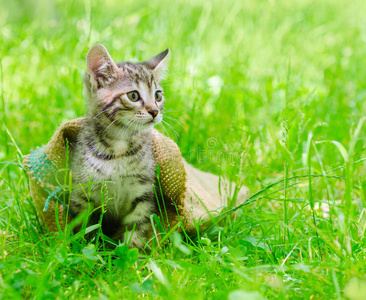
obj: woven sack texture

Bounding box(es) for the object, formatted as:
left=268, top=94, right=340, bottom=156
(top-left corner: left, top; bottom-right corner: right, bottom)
left=23, top=118, right=248, bottom=234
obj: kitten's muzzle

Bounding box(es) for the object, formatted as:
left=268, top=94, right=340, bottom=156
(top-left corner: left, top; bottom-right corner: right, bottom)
left=148, top=109, right=159, bottom=119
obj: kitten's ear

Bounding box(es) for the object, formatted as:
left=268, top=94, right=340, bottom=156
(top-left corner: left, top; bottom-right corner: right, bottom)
left=86, top=43, right=118, bottom=87
left=144, top=49, right=170, bottom=78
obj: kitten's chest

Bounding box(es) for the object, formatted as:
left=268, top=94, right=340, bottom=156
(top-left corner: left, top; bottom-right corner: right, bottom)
left=102, top=159, right=154, bottom=195
left=91, top=145, right=155, bottom=181
left=86, top=146, right=156, bottom=209
left=71, top=128, right=157, bottom=216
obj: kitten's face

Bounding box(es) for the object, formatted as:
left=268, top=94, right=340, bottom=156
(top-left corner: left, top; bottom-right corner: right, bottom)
left=85, top=44, right=169, bottom=132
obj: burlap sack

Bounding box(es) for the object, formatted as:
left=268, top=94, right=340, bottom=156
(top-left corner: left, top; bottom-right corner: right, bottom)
left=23, top=118, right=248, bottom=235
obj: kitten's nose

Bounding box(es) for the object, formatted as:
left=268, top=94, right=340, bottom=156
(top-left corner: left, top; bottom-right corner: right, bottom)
left=148, top=109, right=159, bottom=118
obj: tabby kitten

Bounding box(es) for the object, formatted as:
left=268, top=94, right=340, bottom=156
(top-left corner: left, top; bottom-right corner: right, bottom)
left=70, top=44, right=169, bottom=248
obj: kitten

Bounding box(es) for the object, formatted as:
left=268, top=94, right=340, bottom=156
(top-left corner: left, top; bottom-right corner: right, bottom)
left=69, top=44, right=170, bottom=248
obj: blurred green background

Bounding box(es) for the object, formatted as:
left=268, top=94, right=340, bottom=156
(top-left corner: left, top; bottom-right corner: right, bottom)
left=1, top=0, right=366, bottom=298
left=2, top=0, right=365, bottom=181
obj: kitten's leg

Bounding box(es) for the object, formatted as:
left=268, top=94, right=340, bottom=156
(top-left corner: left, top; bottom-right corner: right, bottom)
left=114, top=192, right=156, bottom=248
left=69, top=191, right=98, bottom=236
left=123, top=223, right=154, bottom=249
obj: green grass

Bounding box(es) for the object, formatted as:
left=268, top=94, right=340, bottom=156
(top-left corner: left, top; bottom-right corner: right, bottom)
left=1, top=0, right=366, bottom=298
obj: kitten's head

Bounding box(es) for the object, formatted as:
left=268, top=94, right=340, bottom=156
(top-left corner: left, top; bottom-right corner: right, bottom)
left=84, top=43, right=170, bottom=132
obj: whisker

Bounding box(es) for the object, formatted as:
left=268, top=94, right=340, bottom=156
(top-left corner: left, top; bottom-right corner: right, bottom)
left=124, top=119, right=136, bottom=135
left=103, top=116, right=130, bottom=133
left=162, top=120, right=180, bottom=138
left=127, top=119, right=139, bottom=135
left=137, top=121, right=142, bottom=134
left=163, top=116, right=187, bottom=132
left=161, top=109, right=180, bottom=113
left=93, top=109, right=108, bottom=119
left=158, top=122, right=170, bottom=138
left=163, top=115, right=183, bottom=123
left=111, top=119, right=135, bottom=142
left=131, top=120, right=138, bottom=135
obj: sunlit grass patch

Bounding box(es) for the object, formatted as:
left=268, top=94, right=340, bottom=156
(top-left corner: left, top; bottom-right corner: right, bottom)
left=1, top=0, right=366, bottom=299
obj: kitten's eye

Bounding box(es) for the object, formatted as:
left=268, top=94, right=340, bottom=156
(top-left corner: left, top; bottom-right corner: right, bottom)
left=127, top=91, right=140, bottom=102
left=155, top=91, right=163, bottom=102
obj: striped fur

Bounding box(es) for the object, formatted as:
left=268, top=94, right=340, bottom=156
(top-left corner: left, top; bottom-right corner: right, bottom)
left=70, top=44, right=169, bottom=248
